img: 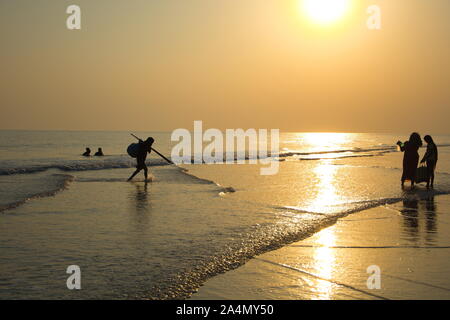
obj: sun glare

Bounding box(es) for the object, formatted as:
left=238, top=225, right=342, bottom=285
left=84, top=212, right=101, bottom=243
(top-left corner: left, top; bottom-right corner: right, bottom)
left=301, top=0, right=351, bottom=25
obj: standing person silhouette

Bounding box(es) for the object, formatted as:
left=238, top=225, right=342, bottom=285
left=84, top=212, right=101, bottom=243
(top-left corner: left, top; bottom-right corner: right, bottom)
left=127, top=137, right=154, bottom=182
left=420, top=135, right=438, bottom=189
left=397, top=132, right=422, bottom=189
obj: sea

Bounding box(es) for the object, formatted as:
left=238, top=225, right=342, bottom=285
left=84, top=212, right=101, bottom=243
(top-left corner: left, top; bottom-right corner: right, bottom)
left=0, top=130, right=449, bottom=299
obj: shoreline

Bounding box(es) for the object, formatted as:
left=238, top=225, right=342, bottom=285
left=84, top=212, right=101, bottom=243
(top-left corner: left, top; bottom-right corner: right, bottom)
left=191, top=194, right=450, bottom=300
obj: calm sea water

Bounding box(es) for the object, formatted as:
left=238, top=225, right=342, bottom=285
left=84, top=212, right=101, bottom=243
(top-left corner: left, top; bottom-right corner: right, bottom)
left=0, top=131, right=449, bottom=299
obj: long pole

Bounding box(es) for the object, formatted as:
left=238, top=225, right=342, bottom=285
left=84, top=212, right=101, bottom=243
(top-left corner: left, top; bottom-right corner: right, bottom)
left=130, top=134, right=175, bottom=165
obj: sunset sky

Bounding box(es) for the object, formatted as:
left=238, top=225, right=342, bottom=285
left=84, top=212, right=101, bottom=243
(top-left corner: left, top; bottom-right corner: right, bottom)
left=1, top=0, right=449, bottom=133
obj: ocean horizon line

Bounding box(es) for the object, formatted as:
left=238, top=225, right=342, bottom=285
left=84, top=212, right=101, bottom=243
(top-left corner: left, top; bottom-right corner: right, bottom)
left=1, top=129, right=449, bottom=136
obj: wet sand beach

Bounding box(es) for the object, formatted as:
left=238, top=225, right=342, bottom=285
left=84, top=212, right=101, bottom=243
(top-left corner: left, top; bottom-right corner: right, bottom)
left=193, top=194, right=450, bottom=300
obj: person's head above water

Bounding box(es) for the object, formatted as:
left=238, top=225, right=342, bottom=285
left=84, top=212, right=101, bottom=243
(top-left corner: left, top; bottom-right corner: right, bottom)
left=424, top=135, right=434, bottom=144
left=83, top=147, right=91, bottom=156
left=94, top=147, right=104, bottom=156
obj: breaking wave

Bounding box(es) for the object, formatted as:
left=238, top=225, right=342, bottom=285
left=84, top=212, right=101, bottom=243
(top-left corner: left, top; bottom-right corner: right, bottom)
left=0, top=157, right=169, bottom=176
left=0, top=174, right=74, bottom=213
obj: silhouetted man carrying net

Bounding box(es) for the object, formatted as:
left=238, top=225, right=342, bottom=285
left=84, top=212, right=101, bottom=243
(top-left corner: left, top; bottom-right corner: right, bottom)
left=127, top=137, right=155, bottom=182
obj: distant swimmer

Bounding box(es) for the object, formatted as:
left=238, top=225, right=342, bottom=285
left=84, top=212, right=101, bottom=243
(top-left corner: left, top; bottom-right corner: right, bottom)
left=82, top=147, right=91, bottom=157
left=420, top=135, right=438, bottom=189
left=94, top=148, right=104, bottom=156
left=127, top=137, right=155, bottom=182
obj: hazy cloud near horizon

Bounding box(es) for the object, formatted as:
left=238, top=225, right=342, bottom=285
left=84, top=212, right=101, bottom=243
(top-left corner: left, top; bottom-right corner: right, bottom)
left=1, top=0, right=449, bottom=133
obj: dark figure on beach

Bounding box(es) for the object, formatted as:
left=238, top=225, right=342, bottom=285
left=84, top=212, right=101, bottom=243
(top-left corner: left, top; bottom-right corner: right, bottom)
left=420, top=135, right=438, bottom=189
left=397, top=132, right=422, bottom=188
left=127, top=137, right=155, bottom=182
left=94, top=148, right=104, bottom=156
left=82, top=148, right=91, bottom=157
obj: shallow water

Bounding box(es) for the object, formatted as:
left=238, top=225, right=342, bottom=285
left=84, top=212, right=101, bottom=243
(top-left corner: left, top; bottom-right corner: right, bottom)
left=0, top=131, right=449, bottom=299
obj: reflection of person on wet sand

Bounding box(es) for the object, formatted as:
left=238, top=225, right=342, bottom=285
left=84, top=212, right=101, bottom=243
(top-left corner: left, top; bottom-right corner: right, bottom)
left=420, top=135, right=438, bottom=189
left=397, top=132, right=422, bottom=189
left=401, top=196, right=437, bottom=244
left=424, top=196, right=437, bottom=244
left=128, top=183, right=151, bottom=232
left=133, top=182, right=149, bottom=212
left=401, top=198, right=419, bottom=241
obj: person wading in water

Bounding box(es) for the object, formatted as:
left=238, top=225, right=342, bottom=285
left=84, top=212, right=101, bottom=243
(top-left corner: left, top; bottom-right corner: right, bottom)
left=127, top=137, right=154, bottom=182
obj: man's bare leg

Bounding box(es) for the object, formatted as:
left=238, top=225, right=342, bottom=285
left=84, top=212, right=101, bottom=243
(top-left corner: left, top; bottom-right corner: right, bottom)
left=128, top=168, right=141, bottom=181
left=143, top=167, right=149, bottom=182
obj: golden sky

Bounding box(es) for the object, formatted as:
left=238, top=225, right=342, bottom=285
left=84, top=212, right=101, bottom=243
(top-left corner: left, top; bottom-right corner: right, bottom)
left=1, top=0, right=449, bottom=133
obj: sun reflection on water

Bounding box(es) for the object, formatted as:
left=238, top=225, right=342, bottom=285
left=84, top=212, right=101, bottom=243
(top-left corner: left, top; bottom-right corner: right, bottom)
left=298, top=132, right=352, bottom=153
left=309, top=159, right=339, bottom=298
left=305, top=148, right=341, bottom=298
left=288, top=133, right=351, bottom=298
left=305, top=161, right=340, bottom=213
left=312, top=227, right=336, bottom=299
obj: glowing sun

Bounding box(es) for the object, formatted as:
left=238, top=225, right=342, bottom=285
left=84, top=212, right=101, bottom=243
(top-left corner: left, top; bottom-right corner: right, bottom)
left=302, top=0, right=351, bottom=25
